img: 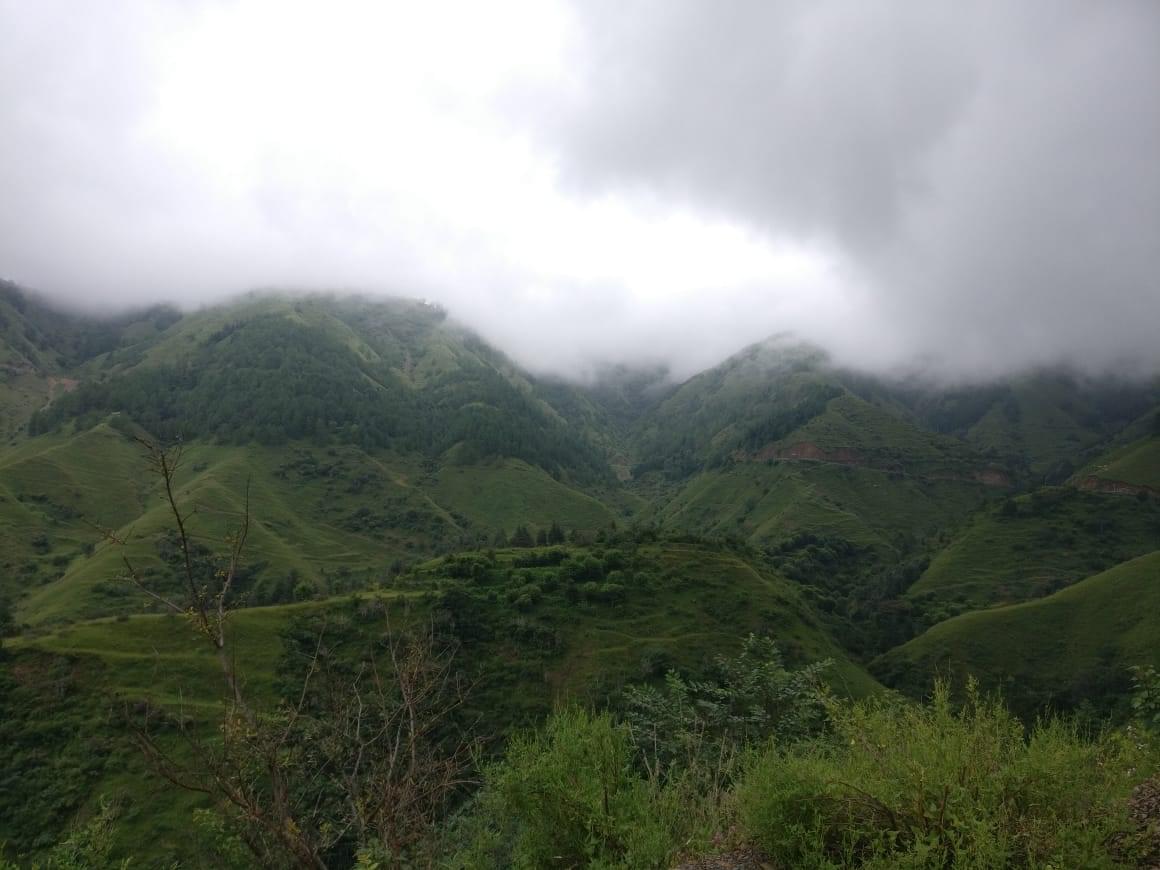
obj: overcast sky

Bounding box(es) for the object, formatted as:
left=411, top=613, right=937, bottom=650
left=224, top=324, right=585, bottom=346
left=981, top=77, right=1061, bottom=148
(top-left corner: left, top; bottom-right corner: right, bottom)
left=1, top=1, right=1156, bottom=381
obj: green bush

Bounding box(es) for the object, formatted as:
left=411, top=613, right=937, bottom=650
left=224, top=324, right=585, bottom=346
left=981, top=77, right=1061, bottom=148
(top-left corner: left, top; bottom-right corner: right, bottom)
left=449, top=708, right=705, bottom=869
left=1131, top=665, right=1160, bottom=732
left=624, top=635, right=831, bottom=784
left=736, top=680, right=1154, bottom=868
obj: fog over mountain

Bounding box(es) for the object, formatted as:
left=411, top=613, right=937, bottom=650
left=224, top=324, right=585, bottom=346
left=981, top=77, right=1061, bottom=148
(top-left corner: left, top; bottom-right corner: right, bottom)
left=1, top=1, right=1156, bottom=381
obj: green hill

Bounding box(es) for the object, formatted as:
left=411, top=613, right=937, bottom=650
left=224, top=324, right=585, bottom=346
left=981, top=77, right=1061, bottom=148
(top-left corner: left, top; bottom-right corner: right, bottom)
left=907, top=486, right=1160, bottom=620
left=20, top=540, right=878, bottom=709
left=29, top=293, right=614, bottom=485
left=6, top=540, right=878, bottom=863
left=1076, top=432, right=1160, bottom=492
left=4, top=430, right=625, bottom=626
left=629, top=338, right=988, bottom=481
left=886, top=372, right=1160, bottom=480
left=652, top=461, right=985, bottom=555
left=873, top=550, right=1160, bottom=718
left=0, top=289, right=640, bottom=624
left=4, top=282, right=1160, bottom=864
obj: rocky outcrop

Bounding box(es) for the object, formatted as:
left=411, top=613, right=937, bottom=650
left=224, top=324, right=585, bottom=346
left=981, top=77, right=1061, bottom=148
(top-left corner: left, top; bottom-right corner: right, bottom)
left=1075, top=475, right=1157, bottom=497
left=974, top=468, right=1012, bottom=488
left=764, top=441, right=862, bottom=464
left=741, top=440, right=1012, bottom=488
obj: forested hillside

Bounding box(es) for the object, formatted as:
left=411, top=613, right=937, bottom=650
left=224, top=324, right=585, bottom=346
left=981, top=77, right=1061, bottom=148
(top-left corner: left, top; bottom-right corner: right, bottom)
left=1, top=283, right=1158, bottom=866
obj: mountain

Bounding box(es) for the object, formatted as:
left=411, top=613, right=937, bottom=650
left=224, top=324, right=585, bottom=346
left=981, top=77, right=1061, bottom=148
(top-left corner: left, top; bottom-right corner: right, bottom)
left=2, top=282, right=1159, bottom=862
left=3, top=283, right=1158, bottom=638
left=1075, top=424, right=1160, bottom=494
left=881, top=371, right=1160, bottom=482
left=26, top=293, right=612, bottom=482
left=0, top=281, right=181, bottom=441
left=1, top=291, right=635, bottom=625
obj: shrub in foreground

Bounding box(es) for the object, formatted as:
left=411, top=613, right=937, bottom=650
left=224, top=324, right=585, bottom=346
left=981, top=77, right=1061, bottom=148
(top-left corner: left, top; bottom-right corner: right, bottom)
left=448, top=708, right=713, bottom=869
left=736, top=681, right=1155, bottom=868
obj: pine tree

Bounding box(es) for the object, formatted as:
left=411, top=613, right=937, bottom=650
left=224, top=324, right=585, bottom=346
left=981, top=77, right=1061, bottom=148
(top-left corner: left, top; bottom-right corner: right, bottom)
left=547, top=521, right=566, bottom=544
left=510, top=525, right=534, bottom=548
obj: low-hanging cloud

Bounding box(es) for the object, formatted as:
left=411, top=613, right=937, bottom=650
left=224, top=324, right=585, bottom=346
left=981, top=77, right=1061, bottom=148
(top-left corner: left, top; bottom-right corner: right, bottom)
left=0, top=0, right=1156, bottom=382
left=549, top=0, right=1160, bottom=378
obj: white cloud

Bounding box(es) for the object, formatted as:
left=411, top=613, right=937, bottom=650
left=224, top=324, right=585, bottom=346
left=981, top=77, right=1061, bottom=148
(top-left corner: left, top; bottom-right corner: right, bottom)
left=0, top=0, right=1156, bottom=380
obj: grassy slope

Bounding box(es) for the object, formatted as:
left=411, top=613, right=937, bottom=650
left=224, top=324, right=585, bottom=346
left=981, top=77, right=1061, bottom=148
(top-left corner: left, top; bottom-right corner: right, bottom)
left=9, top=436, right=627, bottom=625
left=4, top=595, right=408, bottom=865
left=17, top=545, right=877, bottom=716
left=943, top=375, right=1160, bottom=478
left=430, top=458, right=618, bottom=535
left=7, top=437, right=427, bottom=623
left=965, top=379, right=1109, bottom=475
left=0, top=423, right=150, bottom=605
left=1078, top=434, right=1160, bottom=489
left=785, top=394, right=982, bottom=476
left=873, top=550, right=1160, bottom=718
left=532, top=543, right=880, bottom=700
left=907, top=487, right=1160, bottom=616
left=653, top=462, right=987, bottom=554
left=18, top=595, right=407, bottom=707
left=0, top=371, right=51, bottom=443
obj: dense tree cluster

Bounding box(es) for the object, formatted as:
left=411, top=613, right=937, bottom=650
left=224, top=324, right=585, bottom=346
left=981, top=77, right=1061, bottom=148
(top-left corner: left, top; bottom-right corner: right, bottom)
left=633, top=374, right=844, bottom=478
left=29, top=313, right=611, bottom=483
left=1, top=281, right=179, bottom=369
left=739, top=383, right=843, bottom=450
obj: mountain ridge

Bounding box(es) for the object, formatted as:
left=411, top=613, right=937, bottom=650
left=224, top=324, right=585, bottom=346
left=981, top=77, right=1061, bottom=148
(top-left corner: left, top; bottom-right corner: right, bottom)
left=2, top=279, right=1157, bottom=688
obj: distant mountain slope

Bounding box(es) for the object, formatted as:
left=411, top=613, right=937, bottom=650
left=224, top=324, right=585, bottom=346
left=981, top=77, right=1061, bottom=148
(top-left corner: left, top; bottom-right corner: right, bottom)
left=1076, top=428, right=1160, bottom=492
left=629, top=337, right=1002, bottom=482
left=873, top=550, right=1160, bottom=719
left=3, top=281, right=1159, bottom=668
left=888, top=372, right=1160, bottom=481
left=0, top=289, right=630, bottom=624
left=1, top=280, right=169, bottom=373
left=28, top=293, right=615, bottom=485
left=0, top=281, right=181, bottom=440
left=652, top=461, right=985, bottom=555
left=906, top=486, right=1160, bottom=619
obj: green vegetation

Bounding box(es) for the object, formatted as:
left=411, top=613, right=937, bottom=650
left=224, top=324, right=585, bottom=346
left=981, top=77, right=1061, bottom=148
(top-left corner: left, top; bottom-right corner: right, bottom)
left=736, top=682, right=1153, bottom=868
left=908, top=486, right=1160, bottom=617
left=896, top=372, right=1160, bottom=479
left=452, top=678, right=1157, bottom=869
left=28, top=298, right=612, bottom=485
left=451, top=708, right=692, bottom=868
left=2, top=284, right=1160, bottom=866
left=875, top=551, right=1160, bottom=719
left=6, top=535, right=879, bottom=864
left=1080, top=433, right=1160, bottom=489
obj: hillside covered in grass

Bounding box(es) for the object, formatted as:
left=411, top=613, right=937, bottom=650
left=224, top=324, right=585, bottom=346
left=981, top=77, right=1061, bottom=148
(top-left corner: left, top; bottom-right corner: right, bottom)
left=874, top=551, right=1160, bottom=719
left=2, top=283, right=1160, bottom=866
left=907, top=486, right=1160, bottom=619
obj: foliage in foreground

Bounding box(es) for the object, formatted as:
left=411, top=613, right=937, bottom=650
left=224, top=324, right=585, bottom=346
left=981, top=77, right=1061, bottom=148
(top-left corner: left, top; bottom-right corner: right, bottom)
left=623, top=634, right=831, bottom=787
left=449, top=636, right=835, bottom=868
left=736, top=681, right=1155, bottom=869
left=450, top=679, right=1157, bottom=868
left=0, top=797, right=128, bottom=870
left=447, top=708, right=707, bottom=869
